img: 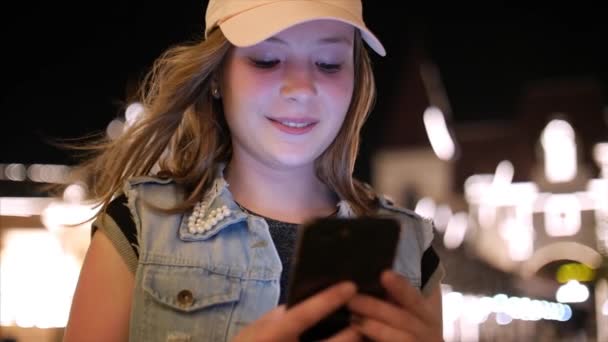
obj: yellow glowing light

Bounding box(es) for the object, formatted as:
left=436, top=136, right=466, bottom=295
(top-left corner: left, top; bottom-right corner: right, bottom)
left=556, top=262, right=596, bottom=283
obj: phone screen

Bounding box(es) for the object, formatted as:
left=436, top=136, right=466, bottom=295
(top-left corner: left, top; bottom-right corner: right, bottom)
left=285, top=216, right=401, bottom=341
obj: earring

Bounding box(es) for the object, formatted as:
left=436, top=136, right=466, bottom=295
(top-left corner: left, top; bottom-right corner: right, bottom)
left=211, top=86, right=221, bottom=99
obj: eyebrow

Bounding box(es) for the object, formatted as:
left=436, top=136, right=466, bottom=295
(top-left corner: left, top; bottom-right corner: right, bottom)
left=265, top=36, right=353, bottom=46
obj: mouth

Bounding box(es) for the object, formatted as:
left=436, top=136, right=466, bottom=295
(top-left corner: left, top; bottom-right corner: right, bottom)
left=267, top=117, right=318, bottom=135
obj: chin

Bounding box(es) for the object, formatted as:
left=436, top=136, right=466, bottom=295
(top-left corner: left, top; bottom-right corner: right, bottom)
left=272, top=156, right=316, bottom=168
left=269, top=150, right=323, bottom=169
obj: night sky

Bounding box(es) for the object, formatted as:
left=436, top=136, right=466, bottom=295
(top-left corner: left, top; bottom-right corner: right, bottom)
left=1, top=2, right=606, bottom=166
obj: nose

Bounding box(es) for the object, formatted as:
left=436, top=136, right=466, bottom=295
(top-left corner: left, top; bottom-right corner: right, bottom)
left=280, top=64, right=317, bottom=102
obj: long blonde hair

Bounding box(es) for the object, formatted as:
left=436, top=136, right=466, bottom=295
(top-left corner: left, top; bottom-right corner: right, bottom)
left=60, top=28, right=380, bottom=217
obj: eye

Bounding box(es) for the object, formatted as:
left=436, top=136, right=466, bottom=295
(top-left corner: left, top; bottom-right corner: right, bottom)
left=316, top=62, right=342, bottom=73
left=250, top=58, right=280, bottom=69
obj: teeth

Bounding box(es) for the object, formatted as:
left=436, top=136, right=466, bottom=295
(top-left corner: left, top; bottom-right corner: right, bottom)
left=280, top=121, right=311, bottom=128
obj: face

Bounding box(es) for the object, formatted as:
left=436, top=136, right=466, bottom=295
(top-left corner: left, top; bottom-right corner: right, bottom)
left=220, top=20, right=355, bottom=170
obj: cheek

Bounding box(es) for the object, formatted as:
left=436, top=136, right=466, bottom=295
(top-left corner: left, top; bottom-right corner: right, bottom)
left=238, top=71, right=273, bottom=94
left=228, top=74, right=276, bottom=115
left=322, top=76, right=354, bottom=116
left=223, top=71, right=262, bottom=123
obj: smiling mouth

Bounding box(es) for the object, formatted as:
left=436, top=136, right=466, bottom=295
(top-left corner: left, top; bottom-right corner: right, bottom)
left=267, top=117, right=318, bottom=135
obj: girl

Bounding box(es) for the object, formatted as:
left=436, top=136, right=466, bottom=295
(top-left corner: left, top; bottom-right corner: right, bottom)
left=63, top=1, right=445, bottom=341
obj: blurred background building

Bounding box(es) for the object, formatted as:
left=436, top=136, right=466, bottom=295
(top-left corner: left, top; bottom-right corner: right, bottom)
left=1, top=2, right=607, bottom=341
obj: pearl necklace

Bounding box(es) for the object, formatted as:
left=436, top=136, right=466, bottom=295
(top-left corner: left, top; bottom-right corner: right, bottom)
left=187, top=200, right=232, bottom=234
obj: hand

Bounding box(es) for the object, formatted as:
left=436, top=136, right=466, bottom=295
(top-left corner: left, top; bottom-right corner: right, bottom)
left=347, top=271, right=443, bottom=342
left=232, top=281, right=363, bottom=342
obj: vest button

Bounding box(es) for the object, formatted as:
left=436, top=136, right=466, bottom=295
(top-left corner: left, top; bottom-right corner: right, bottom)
left=177, top=289, right=194, bottom=307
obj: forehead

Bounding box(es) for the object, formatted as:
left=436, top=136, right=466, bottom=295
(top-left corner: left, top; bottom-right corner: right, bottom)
left=257, top=19, right=355, bottom=48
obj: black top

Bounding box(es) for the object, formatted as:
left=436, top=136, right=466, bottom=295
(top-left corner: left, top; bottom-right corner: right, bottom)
left=258, top=216, right=299, bottom=304
left=100, top=194, right=440, bottom=304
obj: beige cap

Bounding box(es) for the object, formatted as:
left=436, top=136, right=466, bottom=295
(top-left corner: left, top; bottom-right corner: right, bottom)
left=205, top=0, right=386, bottom=56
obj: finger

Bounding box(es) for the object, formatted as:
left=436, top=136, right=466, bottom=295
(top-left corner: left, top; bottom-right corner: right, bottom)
left=380, top=270, right=419, bottom=306
left=381, top=270, right=434, bottom=323
left=257, top=305, right=287, bottom=323
left=352, top=317, right=415, bottom=342
left=348, top=294, right=426, bottom=338
left=280, top=281, right=357, bottom=337
left=326, top=327, right=363, bottom=342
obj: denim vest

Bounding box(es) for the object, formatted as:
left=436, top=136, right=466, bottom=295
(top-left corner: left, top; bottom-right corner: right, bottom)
left=123, top=172, right=435, bottom=342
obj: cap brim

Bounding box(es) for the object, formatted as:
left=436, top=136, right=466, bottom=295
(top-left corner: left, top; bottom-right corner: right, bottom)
left=218, top=1, right=386, bottom=56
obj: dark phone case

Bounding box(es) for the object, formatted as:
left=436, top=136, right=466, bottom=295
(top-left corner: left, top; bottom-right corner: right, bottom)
left=285, top=216, right=401, bottom=341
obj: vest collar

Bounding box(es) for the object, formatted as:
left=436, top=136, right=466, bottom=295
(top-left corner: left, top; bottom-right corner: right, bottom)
left=178, top=163, right=357, bottom=241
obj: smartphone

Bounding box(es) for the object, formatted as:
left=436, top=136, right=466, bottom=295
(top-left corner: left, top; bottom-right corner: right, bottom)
left=285, top=216, right=401, bottom=341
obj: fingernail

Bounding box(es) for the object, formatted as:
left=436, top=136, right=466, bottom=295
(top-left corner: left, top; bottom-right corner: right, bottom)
left=339, top=282, right=357, bottom=295
left=383, top=270, right=401, bottom=283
